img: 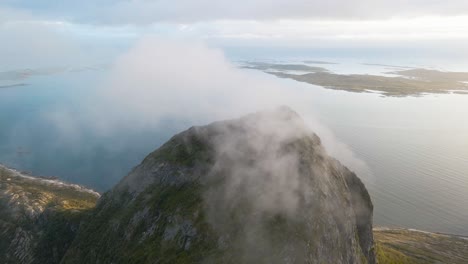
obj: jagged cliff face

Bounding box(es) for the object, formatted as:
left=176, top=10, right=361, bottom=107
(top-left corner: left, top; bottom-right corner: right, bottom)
left=0, top=165, right=99, bottom=264
left=62, top=107, right=375, bottom=264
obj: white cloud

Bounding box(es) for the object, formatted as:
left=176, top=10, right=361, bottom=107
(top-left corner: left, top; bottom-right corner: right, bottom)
left=5, top=0, right=468, bottom=24
left=0, top=20, right=87, bottom=70
left=0, top=6, right=37, bottom=25
left=52, top=36, right=371, bottom=180
left=2, top=4, right=468, bottom=59
left=186, top=16, right=468, bottom=43
left=92, top=36, right=295, bottom=127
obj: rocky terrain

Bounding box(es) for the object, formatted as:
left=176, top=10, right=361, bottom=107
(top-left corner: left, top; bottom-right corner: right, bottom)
left=1, top=108, right=467, bottom=263
left=0, top=165, right=99, bottom=264
left=374, top=228, right=468, bottom=264
left=62, top=107, right=375, bottom=263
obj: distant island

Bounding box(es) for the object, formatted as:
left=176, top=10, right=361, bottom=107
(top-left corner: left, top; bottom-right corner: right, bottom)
left=244, top=62, right=468, bottom=97
left=0, top=83, right=28, bottom=89
left=361, top=63, right=415, bottom=69
left=241, top=62, right=328, bottom=72
left=303, top=60, right=338, bottom=65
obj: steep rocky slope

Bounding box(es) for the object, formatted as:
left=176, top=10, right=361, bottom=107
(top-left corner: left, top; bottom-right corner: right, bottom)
left=62, top=107, right=375, bottom=264
left=0, top=165, right=99, bottom=264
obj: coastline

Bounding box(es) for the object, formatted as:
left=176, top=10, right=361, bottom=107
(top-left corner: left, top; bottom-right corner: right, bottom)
left=0, top=163, right=100, bottom=197
left=374, top=226, right=468, bottom=240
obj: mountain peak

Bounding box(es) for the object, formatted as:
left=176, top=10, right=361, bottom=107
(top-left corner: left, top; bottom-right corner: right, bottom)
left=63, top=107, right=375, bottom=263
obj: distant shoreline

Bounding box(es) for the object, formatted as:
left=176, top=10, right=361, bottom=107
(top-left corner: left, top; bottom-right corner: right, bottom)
left=0, top=163, right=101, bottom=197
left=374, top=227, right=468, bottom=263
left=243, top=62, right=468, bottom=97
left=374, top=226, right=468, bottom=240
left=0, top=83, right=28, bottom=89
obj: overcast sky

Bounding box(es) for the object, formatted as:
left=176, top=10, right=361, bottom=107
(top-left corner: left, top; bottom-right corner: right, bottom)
left=4, top=0, right=468, bottom=23
left=2, top=1, right=468, bottom=69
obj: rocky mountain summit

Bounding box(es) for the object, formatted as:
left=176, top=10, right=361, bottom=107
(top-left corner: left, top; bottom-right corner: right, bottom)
left=62, top=107, right=375, bottom=264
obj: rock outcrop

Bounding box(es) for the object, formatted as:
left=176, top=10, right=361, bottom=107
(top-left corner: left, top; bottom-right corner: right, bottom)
left=0, top=165, right=99, bottom=264
left=62, top=107, right=375, bottom=264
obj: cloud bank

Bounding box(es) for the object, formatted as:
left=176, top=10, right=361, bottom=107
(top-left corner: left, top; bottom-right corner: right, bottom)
left=47, top=36, right=371, bottom=185
left=4, top=0, right=468, bottom=24
left=3, top=4, right=468, bottom=66
left=0, top=20, right=87, bottom=71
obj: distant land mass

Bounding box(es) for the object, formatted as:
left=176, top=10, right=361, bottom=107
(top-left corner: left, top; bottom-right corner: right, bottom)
left=0, top=68, right=65, bottom=81
left=241, top=62, right=328, bottom=72
left=244, top=62, right=468, bottom=96
left=303, top=60, right=338, bottom=65
left=1, top=108, right=467, bottom=263
left=0, top=65, right=108, bottom=82
left=0, top=83, right=28, bottom=89
left=361, top=63, right=415, bottom=69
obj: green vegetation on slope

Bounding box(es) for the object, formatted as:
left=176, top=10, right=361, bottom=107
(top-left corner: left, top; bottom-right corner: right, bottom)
left=62, top=182, right=219, bottom=264
left=63, top=108, right=376, bottom=264
left=0, top=165, right=99, bottom=264
left=374, top=228, right=468, bottom=264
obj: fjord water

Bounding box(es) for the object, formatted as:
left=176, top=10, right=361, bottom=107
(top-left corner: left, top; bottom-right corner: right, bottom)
left=0, top=70, right=184, bottom=190
left=1, top=62, right=467, bottom=236
left=287, top=62, right=468, bottom=236
left=298, top=81, right=468, bottom=236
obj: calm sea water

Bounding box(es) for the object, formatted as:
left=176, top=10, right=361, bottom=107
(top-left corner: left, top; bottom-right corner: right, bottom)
left=1, top=60, right=467, bottom=236
left=0, top=70, right=184, bottom=190
left=288, top=79, right=468, bottom=236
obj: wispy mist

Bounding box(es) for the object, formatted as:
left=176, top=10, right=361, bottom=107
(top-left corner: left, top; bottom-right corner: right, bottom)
left=39, top=36, right=371, bottom=187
